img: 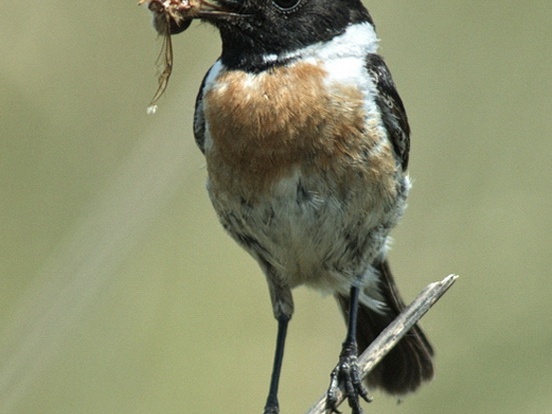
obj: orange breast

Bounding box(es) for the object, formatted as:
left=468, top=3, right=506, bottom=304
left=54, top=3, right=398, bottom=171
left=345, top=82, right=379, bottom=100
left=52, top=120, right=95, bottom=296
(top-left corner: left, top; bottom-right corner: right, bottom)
left=203, top=61, right=396, bottom=202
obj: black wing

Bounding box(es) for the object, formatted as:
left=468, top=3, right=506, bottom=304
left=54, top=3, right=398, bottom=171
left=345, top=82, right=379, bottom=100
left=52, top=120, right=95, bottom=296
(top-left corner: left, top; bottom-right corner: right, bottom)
left=365, top=54, right=410, bottom=170
left=193, top=69, right=210, bottom=154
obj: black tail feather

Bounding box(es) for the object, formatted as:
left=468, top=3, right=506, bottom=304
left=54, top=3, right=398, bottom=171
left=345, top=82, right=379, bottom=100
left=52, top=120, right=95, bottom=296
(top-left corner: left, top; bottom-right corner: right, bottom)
left=335, top=259, right=434, bottom=395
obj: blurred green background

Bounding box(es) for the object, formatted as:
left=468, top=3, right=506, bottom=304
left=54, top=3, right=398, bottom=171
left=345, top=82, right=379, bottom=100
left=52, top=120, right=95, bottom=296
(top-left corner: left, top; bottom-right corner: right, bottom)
left=1, top=1, right=551, bottom=413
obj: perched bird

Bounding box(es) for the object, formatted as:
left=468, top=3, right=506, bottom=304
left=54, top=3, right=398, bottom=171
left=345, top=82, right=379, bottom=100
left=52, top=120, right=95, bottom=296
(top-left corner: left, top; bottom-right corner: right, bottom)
left=145, top=0, right=434, bottom=412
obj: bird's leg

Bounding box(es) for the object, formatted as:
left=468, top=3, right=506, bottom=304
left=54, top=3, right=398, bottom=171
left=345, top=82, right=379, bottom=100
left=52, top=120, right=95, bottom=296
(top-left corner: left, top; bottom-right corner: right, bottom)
left=262, top=274, right=293, bottom=414
left=263, top=314, right=290, bottom=414
left=326, top=285, right=372, bottom=414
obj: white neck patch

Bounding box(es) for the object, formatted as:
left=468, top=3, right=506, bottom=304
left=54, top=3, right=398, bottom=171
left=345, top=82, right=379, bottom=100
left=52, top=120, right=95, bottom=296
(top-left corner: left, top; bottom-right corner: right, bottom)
left=263, top=22, right=379, bottom=64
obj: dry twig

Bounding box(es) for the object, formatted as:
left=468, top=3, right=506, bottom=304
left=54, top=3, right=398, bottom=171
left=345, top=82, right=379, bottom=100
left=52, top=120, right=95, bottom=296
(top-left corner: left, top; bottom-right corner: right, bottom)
left=306, top=274, right=458, bottom=414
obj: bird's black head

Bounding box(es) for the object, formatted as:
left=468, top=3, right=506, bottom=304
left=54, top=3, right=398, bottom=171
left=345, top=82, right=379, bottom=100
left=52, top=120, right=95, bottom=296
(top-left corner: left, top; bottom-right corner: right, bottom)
left=188, top=0, right=373, bottom=70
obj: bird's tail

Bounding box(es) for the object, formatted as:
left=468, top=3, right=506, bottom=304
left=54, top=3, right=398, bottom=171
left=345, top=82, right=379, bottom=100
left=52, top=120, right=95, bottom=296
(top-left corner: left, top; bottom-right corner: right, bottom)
left=335, top=259, right=434, bottom=395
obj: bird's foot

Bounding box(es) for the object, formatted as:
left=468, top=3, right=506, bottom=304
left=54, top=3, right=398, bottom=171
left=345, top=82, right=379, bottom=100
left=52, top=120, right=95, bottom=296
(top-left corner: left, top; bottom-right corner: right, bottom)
left=263, top=394, right=279, bottom=414
left=263, top=405, right=279, bottom=414
left=326, top=343, right=372, bottom=414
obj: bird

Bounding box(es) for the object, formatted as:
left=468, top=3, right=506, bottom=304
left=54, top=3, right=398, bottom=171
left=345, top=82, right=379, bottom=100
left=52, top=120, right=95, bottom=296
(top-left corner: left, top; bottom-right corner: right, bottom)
left=144, top=0, right=434, bottom=412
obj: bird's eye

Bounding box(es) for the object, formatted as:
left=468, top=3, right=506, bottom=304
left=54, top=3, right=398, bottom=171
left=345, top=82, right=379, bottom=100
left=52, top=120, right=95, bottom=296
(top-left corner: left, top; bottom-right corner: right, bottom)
left=272, top=0, right=302, bottom=12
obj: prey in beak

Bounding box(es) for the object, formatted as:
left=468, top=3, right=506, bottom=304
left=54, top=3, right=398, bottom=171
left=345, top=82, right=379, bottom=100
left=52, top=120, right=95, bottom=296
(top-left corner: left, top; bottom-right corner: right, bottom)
left=141, top=0, right=242, bottom=35
left=140, top=0, right=192, bottom=35
left=140, top=0, right=240, bottom=112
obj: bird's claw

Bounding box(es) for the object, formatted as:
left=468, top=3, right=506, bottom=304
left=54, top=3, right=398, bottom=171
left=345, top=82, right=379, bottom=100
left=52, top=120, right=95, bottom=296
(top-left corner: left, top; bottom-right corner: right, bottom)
left=326, top=351, right=372, bottom=414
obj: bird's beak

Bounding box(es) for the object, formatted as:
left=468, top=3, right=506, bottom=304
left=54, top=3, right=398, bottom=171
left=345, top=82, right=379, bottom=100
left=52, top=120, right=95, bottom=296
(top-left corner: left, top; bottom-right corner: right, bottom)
left=189, top=0, right=243, bottom=17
